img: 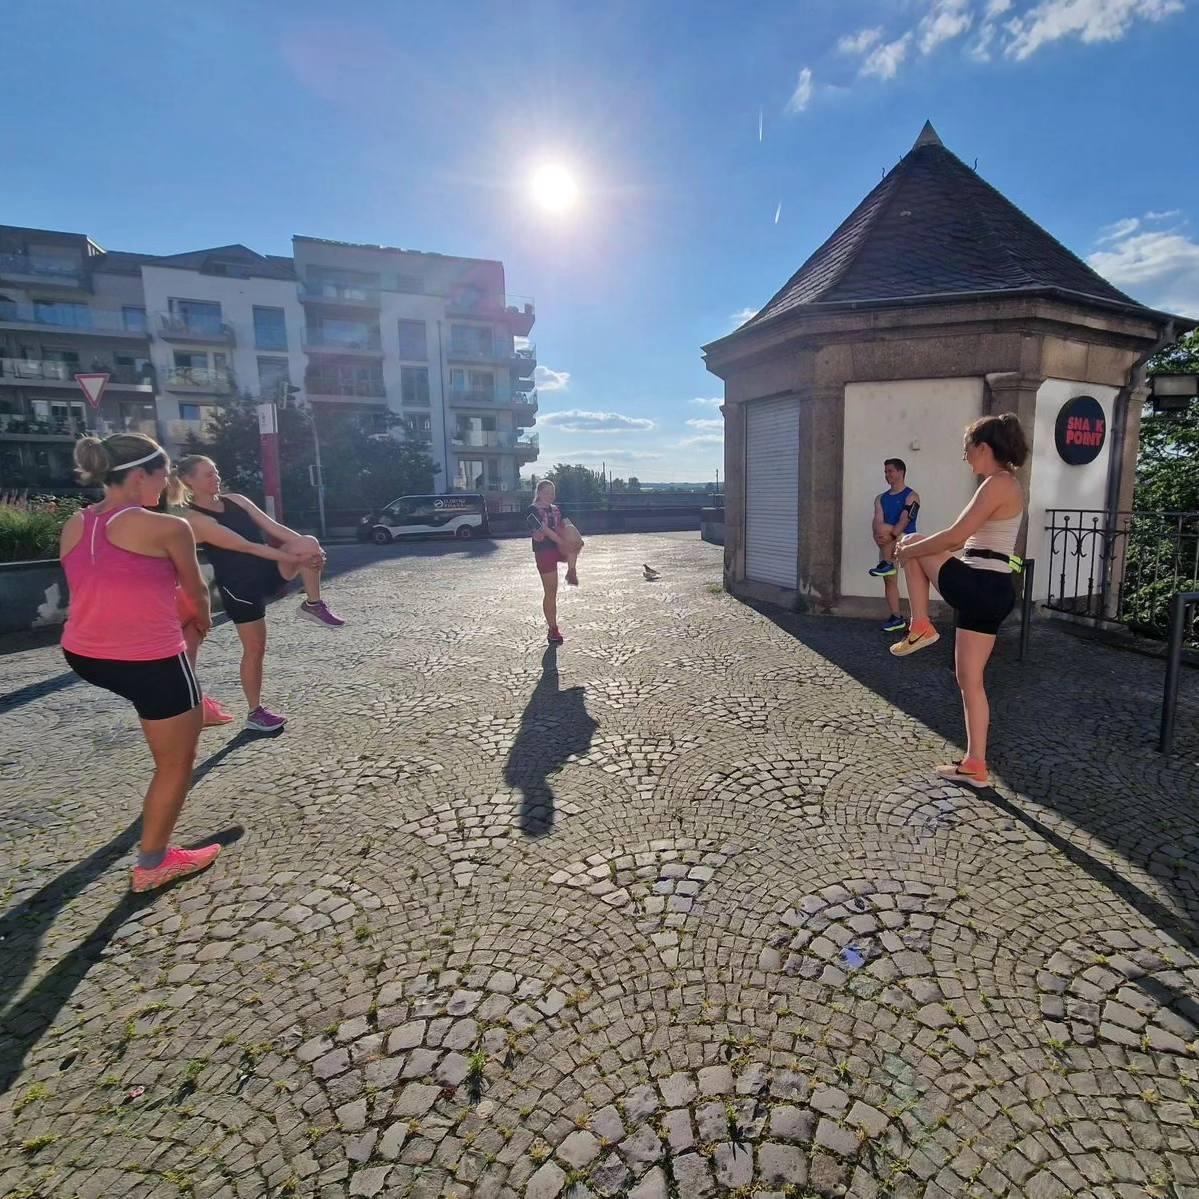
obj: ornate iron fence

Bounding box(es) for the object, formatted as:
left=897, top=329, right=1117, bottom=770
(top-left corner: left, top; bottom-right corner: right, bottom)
left=1045, top=509, right=1199, bottom=646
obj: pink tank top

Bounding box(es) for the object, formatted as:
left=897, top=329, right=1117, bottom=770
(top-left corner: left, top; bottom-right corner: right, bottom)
left=61, top=505, right=186, bottom=661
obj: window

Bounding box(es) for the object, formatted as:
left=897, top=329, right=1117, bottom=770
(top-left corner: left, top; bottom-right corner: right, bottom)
left=455, top=459, right=485, bottom=490
left=397, top=320, right=426, bottom=360
left=173, top=350, right=208, bottom=370
left=122, top=306, right=147, bottom=333
left=401, top=366, right=430, bottom=407
left=179, top=403, right=203, bottom=422
left=448, top=368, right=466, bottom=392
left=403, top=413, right=432, bottom=442
left=41, top=348, right=80, bottom=367
left=450, top=324, right=493, bottom=357
left=394, top=274, right=423, bottom=293
left=468, top=370, right=494, bottom=398
left=119, top=401, right=156, bottom=434
left=253, top=306, right=288, bottom=351
left=306, top=361, right=383, bottom=397
left=169, top=299, right=222, bottom=335
left=486, top=459, right=501, bottom=488
left=258, top=356, right=290, bottom=398
left=34, top=301, right=90, bottom=329
left=308, top=317, right=378, bottom=349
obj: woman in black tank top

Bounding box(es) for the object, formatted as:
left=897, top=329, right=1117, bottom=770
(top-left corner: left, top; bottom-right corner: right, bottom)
left=168, top=455, right=344, bottom=733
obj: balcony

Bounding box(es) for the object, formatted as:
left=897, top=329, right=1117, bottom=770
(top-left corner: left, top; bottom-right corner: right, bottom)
left=450, top=430, right=540, bottom=454
left=448, top=387, right=499, bottom=407
left=0, top=301, right=146, bottom=338
left=512, top=393, right=538, bottom=427
left=0, top=358, right=155, bottom=389
left=302, top=328, right=383, bottom=356
left=0, top=412, right=86, bottom=439
left=158, top=313, right=236, bottom=344
left=300, top=281, right=380, bottom=308
left=511, top=344, right=537, bottom=376
left=164, top=367, right=234, bottom=393
left=445, top=292, right=535, bottom=336
left=514, top=432, right=539, bottom=460
left=0, top=253, right=86, bottom=288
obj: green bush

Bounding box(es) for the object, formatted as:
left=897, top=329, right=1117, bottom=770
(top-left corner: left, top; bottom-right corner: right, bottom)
left=0, top=497, right=84, bottom=563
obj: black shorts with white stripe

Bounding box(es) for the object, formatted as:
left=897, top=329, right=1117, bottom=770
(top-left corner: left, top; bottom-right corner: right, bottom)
left=63, top=649, right=201, bottom=721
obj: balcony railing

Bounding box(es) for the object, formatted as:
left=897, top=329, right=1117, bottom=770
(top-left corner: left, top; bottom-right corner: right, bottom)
left=446, top=292, right=535, bottom=321
left=0, top=358, right=154, bottom=387
left=300, top=281, right=380, bottom=307
left=448, top=387, right=499, bottom=406
left=166, top=418, right=214, bottom=445
left=0, top=301, right=143, bottom=335
left=305, top=376, right=387, bottom=400
left=158, top=313, right=236, bottom=343
left=302, top=329, right=383, bottom=353
left=0, top=253, right=85, bottom=284
left=164, top=367, right=233, bottom=392
left=451, top=430, right=541, bottom=451
left=0, top=413, right=86, bottom=438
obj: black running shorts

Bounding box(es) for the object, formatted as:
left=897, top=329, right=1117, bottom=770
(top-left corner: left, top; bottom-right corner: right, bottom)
left=64, top=650, right=200, bottom=721
left=936, top=557, right=1016, bottom=636
left=216, top=560, right=286, bottom=625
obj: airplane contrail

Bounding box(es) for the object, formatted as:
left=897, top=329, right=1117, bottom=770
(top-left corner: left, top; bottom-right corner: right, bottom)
left=758, top=108, right=763, bottom=143
left=774, top=202, right=782, bottom=225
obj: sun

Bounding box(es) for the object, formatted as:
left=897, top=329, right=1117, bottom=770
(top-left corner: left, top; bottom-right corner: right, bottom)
left=530, top=163, right=579, bottom=214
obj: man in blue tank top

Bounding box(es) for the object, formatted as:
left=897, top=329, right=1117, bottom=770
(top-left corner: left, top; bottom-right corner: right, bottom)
left=869, top=458, right=920, bottom=633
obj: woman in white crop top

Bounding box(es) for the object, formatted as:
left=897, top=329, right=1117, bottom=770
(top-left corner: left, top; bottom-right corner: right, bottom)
left=889, top=413, right=1029, bottom=789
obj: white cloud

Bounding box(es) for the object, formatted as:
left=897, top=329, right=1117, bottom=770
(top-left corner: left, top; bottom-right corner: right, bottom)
left=861, top=33, right=913, bottom=79
left=986, top=0, right=1014, bottom=14
left=1004, top=0, right=1184, bottom=61
left=1097, top=216, right=1141, bottom=243
left=534, top=365, right=570, bottom=391
left=1146, top=209, right=1182, bottom=222
left=785, top=67, right=814, bottom=114
left=919, top=0, right=974, bottom=53
left=686, top=418, right=724, bottom=431
left=729, top=307, right=759, bottom=326
left=1088, top=216, right=1199, bottom=317
left=838, top=27, right=884, bottom=54
left=692, top=397, right=724, bottom=408
left=678, top=434, right=725, bottom=448
left=539, top=409, right=655, bottom=433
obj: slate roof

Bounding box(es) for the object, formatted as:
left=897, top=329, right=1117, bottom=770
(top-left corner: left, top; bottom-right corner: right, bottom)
left=737, top=123, right=1161, bottom=335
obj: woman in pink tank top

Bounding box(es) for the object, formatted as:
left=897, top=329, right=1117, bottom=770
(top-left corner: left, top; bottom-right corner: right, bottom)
left=60, top=433, right=222, bottom=893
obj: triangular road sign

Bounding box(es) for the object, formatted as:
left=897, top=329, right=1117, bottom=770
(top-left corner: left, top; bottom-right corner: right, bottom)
left=75, top=373, right=110, bottom=409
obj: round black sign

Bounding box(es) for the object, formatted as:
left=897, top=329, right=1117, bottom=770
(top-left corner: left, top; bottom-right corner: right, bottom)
left=1054, top=395, right=1106, bottom=465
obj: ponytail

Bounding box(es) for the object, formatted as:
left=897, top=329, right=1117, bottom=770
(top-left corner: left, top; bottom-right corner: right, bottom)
left=73, top=433, right=166, bottom=487
left=166, top=455, right=212, bottom=510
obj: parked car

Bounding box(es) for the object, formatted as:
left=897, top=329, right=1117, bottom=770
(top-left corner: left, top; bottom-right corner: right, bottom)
left=358, top=493, right=490, bottom=544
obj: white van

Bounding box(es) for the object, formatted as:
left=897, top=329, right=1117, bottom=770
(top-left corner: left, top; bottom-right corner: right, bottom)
left=361, top=493, right=489, bottom=544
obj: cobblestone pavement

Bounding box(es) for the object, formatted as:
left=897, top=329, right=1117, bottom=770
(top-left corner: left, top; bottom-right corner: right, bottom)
left=1, top=532, right=1198, bottom=1199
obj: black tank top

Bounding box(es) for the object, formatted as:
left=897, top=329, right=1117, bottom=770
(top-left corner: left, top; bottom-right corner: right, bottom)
left=189, top=497, right=273, bottom=589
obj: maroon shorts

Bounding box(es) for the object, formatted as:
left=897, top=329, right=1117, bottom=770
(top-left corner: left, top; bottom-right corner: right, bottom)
left=534, top=547, right=564, bottom=574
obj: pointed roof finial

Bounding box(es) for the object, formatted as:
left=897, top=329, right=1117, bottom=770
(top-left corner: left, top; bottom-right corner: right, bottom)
left=913, top=120, right=943, bottom=149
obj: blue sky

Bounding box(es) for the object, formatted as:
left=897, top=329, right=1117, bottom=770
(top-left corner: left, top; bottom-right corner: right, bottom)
left=4, top=0, right=1197, bottom=481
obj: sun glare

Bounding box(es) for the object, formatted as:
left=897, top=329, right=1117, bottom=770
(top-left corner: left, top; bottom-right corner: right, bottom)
left=530, top=163, right=579, bottom=214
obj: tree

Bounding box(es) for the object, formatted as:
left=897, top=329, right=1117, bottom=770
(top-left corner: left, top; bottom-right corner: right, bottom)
left=544, top=463, right=605, bottom=505
left=627, top=476, right=641, bottom=493
left=187, top=393, right=438, bottom=516
left=1138, top=330, right=1199, bottom=513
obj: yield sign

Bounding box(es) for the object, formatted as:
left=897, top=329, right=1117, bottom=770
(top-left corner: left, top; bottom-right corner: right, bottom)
left=75, top=373, right=109, bottom=409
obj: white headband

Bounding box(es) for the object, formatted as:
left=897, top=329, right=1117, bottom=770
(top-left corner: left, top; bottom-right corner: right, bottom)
left=112, top=448, right=164, bottom=472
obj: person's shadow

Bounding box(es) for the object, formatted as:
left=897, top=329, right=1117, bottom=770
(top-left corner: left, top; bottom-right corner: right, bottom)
left=504, top=647, right=598, bottom=837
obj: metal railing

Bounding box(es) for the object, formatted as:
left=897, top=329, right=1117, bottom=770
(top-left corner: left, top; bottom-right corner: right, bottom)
left=445, top=293, right=535, bottom=320
left=0, top=359, right=153, bottom=386
left=0, top=253, right=84, bottom=282
left=0, top=413, right=86, bottom=437
left=305, top=376, right=386, bottom=399
left=0, top=301, right=140, bottom=334
left=302, top=329, right=382, bottom=352
left=1160, top=591, right=1199, bottom=754
left=300, top=281, right=380, bottom=306
left=158, top=313, right=235, bottom=342
left=1045, top=509, right=1199, bottom=645
left=164, top=366, right=233, bottom=391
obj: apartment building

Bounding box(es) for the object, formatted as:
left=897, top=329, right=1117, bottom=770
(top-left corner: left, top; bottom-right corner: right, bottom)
left=0, top=225, right=538, bottom=502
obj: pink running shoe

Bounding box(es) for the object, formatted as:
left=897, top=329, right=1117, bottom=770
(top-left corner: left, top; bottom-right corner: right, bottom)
left=202, top=696, right=234, bottom=727
left=246, top=705, right=287, bottom=732
left=298, top=599, right=345, bottom=629
left=131, top=844, right=221, bottom=893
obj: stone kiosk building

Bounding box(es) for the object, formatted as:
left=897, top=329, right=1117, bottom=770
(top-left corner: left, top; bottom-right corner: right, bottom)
left=703, top=124, right=1189, bottom=614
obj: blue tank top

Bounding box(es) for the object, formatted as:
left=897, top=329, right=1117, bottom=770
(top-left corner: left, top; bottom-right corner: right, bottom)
left=880, top=487, right=916, bottom=532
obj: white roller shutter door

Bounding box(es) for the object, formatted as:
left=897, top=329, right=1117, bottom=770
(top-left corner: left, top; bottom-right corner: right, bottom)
left=745, top=395, right=799, bottom=588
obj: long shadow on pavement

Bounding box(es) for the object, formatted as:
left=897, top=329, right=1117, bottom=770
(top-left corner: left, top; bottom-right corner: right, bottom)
left=753, top=603, right=1199, bottom=950
left=0, top=825, right=245, bottom=1097
left=504, top=646, right=598, bottom=837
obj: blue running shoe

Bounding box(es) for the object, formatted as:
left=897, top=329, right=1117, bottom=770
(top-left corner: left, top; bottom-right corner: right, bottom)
left=868, top=560, right=897, bottom=578
left=881, top=614, right=907, bottom=633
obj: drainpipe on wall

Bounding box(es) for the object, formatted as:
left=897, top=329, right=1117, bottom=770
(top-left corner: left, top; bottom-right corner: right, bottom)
left=436, top=319, right=451, bottom=489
